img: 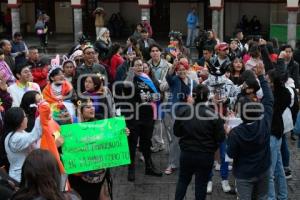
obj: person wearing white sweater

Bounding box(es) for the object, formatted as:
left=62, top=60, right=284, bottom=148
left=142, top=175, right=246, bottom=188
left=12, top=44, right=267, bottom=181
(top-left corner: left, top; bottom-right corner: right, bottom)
left=4, top=107, right=42, bottom=182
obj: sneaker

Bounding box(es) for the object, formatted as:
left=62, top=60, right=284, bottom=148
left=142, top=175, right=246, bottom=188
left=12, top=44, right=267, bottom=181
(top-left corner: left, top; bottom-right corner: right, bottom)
left=221, top=180, right=231, bottom=193
left=285, top=170, right=292, bottom=180
left=164, top=166, right=176, bottom=175
left=207, top=181, right=213, bottom=193
left=215, top=163, right=221, bottom=171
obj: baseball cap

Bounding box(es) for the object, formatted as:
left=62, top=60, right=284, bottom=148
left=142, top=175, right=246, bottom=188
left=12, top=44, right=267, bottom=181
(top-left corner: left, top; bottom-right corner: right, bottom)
left=216, top=42, right=229, bottom=51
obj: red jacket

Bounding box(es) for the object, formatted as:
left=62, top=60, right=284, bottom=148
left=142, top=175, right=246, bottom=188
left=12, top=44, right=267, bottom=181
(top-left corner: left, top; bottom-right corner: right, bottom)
left=110, top=54, right=124, bottom=82
left=30, top=64, right=49, bottom=89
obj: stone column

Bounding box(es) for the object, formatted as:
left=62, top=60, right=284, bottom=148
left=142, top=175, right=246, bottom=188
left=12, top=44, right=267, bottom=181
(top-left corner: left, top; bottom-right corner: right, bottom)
left=71, top=0, right=84, bottom=44
left=210, top=0, right=224, bottom=41
left=11, top=8, right=20, bottom=35
left=73, top=8, right=83, bottom=44
left=211, top=9, right=224, bottom=41
left=287, top=6, right=298, bottom=48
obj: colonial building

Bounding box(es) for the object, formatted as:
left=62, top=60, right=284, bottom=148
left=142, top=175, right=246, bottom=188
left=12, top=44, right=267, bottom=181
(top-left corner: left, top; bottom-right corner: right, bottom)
left=0, top=0, right=299, bottom=47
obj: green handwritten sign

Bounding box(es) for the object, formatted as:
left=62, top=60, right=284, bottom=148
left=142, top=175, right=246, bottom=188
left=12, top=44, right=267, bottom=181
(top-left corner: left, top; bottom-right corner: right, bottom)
left=60, top=117, right=130, bottom=174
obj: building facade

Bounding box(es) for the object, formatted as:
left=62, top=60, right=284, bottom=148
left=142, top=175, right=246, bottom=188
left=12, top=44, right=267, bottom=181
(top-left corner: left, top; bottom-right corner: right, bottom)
left=0, top=0, right=299, bottom=46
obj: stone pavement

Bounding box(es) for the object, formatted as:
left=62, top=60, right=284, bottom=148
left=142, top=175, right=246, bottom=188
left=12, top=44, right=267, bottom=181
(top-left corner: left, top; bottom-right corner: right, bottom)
left=111, top=135, right=300, bottom=200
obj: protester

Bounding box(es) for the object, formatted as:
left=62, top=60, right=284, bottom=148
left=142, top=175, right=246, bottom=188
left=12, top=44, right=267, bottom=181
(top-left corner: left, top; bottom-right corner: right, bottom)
left=227, top=63, right=273, bottom=199
left=164, top=58, right=197, bottom=175
left=20, top=90, right=42, bottom=132
left=42, top=66, right=75, bottom=125
left=0, top=40, right=15, bottom=73
left=94, top=28, right=112, bottom=61
left=174, top=84, right=225, bottom=200
left=148, top=44, right=171, bottom=153
left=69, top=98, right=112, bottom=200
left=230, top=57, right=245, bottom=86
left=0, top=49, right=15, bottom=86
left=132, top=23, right=144, bottom=41
left=11, top=32, right=28, bottom=66
left=138, top=28, right=156, bottom=61
left=62, top=55, right=76, bottom=84
left=141, top=16, right=153, bottom=38
left=121, top=57, right=162, bottom=181
left=26, top=46, right=49, bottom=89
left=72, top=46, right=107, bottom=94
left=8, top=63, right=41, bottom=107
left=10, top=149, right=72, bottom=200
left=103, top=43, right=124, bottom=83
left=82, top=74, right=115, bottom=120
left=3, top=107, right=42, bottom=182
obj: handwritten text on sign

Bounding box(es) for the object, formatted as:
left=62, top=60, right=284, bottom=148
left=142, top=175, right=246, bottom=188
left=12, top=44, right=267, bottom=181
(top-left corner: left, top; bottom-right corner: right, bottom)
left=60, top=117, right=130, bottom=174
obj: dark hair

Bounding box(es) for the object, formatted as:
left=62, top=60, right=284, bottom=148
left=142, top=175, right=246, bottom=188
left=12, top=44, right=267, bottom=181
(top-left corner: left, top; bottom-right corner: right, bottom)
left=123, top=46, right=142, bottom=58
left=13, top=32, right=22, bottom=38
left=203, top=45, right=214, bottom=53
left=11, top=149, right=64, bottom=200
left=280, top=44, right=293, bottom=52
left=0, top=48, right=3, bottom=55
left=149, top=43, right=162, bottom=52
left=193, top=84, right=209, bottom=103
left=4, top=107, right=25, bottom=135
left=270, top=38, right=279, bottom=49
left=266, top=42, right=275, bottom=54
left=237, top=96, right=263, bottom=123
left=28, top=46, right=38, bottom=51
left=105, top=43, right=122, bottom=61
left=128, top=36, right=137, bottom=46
left=132, top=57, right=143, bottom=65
left=267, top=69, right=288, bottom=88
left=141, top=28, right=148, bottom=33
left=231, top=57, right=245, bottom=75
left=248, top=43, right=261, bottom=58
left=20, top=91, right=39, bottom=132
left=13, top=62, right=32, bottom=79
left=85, top=75, right=103, bottom=92
left=49, top=68, right=63, bottom=83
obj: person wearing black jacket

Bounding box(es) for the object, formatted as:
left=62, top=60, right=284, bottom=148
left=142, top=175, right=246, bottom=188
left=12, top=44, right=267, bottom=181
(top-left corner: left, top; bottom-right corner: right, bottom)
left=174, top=84, right=225, bottom=200
left=227, top=63, right=273, bottom=199
left=267, top=55, right=290, bottom=200
left=280, top=44, right=300, bottom=90
left=121, top=57, right=162, bottom=182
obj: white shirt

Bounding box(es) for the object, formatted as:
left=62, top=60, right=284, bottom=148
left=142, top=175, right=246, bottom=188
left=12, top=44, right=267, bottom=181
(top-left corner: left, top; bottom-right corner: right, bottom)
left=7, top=82, right=41, bottom=107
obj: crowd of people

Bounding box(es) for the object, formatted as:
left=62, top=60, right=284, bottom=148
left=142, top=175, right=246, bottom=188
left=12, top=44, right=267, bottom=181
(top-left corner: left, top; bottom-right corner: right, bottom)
left=0, top=15, right=300, bottom=200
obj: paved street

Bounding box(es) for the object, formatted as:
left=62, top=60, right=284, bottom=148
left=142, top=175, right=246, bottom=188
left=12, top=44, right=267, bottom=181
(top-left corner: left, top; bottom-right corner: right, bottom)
left=111, top=135, right=300, bottom=200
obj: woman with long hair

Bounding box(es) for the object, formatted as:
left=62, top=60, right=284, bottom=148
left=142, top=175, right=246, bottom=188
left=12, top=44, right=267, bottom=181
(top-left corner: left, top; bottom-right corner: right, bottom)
left=20, top=91, right=42, bottom=132
left=94, top=27, right=112, bottom=61
left=11, top=149, right=66, bottom=200
left=69, top=98, right=113, bottom=200
left=3, top=107, right=42, bottom=182
left=82, top=74, right=115, bottom=120
left=103, top=43, right=124, bottom=83
left=230, top=57, right=245, bottom=86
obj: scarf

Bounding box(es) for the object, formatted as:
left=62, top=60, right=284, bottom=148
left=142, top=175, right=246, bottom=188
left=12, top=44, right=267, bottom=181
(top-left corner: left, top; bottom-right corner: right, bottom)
left=137, top=73, right=160, bottom=120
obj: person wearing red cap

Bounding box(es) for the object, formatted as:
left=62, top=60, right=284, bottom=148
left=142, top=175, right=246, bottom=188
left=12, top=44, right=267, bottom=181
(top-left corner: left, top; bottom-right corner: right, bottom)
left=164, top=57, right=198, bottom=175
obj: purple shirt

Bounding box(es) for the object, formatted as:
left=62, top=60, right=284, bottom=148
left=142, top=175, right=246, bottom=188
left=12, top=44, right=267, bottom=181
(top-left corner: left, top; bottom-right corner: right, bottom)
left=0, top=60, right=15, bottom=86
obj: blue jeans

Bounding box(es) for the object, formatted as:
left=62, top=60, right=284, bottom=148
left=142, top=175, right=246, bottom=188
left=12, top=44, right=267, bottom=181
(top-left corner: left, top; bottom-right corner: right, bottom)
left=209, top=141, right=229, bottom=180
left=186, top=28, right=196, bottom=46
left=268, top=136, right=288, bottom=200
left=280, top=134, right=290, bottom=168
left=175, top=151, right=214, bottom=200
